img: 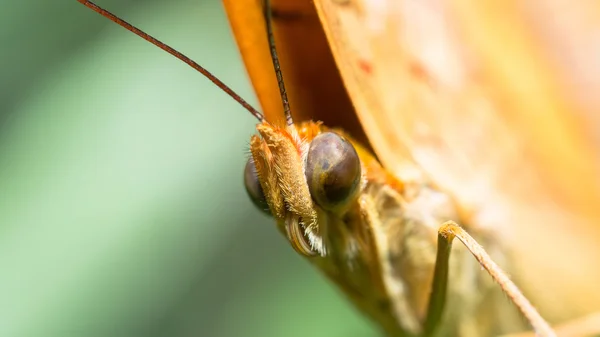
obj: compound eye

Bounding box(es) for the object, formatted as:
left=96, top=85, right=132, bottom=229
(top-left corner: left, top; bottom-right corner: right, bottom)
left=305, top=132, right=361, bottom=211
left=244, top=158, right=271, bottom=215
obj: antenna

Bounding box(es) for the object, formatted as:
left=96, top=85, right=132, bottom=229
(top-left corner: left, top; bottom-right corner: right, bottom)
left=263, top=0, right=294, bottom=126
left=77, top=0, right=265, bottom=122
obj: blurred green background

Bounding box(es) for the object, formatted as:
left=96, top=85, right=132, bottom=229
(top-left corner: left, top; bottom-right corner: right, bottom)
left=0, top=1, right=378, bottom=336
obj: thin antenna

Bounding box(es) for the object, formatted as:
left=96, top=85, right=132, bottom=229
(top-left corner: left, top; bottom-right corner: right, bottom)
left=263, top=0, right=294, bottom=127
left=77, top=0, right=265, bottom=122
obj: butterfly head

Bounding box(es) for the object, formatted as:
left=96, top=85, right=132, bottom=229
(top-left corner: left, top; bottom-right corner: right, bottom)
left=244, top=121, right=363, bottom=257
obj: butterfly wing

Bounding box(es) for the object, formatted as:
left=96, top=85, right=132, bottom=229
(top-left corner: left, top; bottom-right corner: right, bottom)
left=223, top=0, right=368, bottom=146
left=314, top=0, right=600, bottom=323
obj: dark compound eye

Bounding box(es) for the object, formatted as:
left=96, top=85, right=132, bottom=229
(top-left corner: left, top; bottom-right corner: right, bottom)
left=244, top=158, right=271, bottom=215
left=305, top=132, right=361, bottom=211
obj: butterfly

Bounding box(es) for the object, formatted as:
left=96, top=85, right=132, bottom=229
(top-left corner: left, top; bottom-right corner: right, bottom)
left=79, top=0, right=600, bottom=336
left=224, top=0, right=600, bottom=336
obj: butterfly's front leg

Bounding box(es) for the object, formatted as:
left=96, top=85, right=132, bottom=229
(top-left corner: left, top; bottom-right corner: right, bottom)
left=425, top=221, right=556, bottom=337
left=499, top=312, right=600, bottom=337
left=358, top=192, right=422, bottom=335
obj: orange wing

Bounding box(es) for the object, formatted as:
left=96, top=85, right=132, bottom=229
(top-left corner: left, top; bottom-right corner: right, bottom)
left=314, top=0, right=600, bottom=324
left=222, top=0, right=369, bottom=146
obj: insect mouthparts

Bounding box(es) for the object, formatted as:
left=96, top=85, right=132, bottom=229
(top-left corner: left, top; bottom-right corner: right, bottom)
left=284, top=213, right=322, bottom=257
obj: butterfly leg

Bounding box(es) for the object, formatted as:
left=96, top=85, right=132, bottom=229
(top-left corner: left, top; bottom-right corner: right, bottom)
left=499, top=312, right=600, bottom=337
left=423, top=221, right=556, bottom=337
